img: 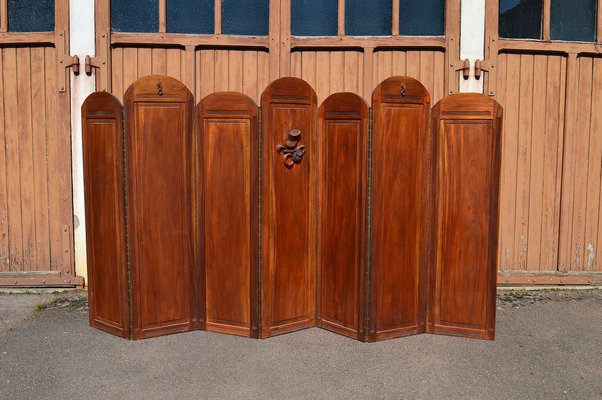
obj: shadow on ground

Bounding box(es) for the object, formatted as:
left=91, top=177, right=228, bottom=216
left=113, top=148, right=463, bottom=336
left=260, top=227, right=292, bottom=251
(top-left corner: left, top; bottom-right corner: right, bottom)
left=0, top=289, right=600, bottom=400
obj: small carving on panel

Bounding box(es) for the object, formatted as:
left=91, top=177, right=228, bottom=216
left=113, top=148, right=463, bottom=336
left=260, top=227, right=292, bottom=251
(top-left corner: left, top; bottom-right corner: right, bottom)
left=276, top=128, right=305, bottom=169
left=157, top=81, right=163, bottom=96
left=400, top=82, right=407, bottom=97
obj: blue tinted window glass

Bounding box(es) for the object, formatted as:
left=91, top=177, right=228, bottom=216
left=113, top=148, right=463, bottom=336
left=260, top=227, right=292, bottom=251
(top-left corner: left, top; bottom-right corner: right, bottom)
left=346, top=0, right=391, bottom=36
left=399, top=0, right=445, bottom=36
left=222, top=0, right=269, bottom=35
left=8, top=0, right=54, bottom=32
left=551, top=0, right=596, bottom=42
left=499, top=0, right=542, bottom=39
left=167, top=0, right=214, bottom=34
left=292, top=0, right=337, bottom=36
left=111, top=0, right=158, bottom=32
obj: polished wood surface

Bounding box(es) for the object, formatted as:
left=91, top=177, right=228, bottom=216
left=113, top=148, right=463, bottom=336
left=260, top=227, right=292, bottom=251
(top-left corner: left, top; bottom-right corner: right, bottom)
left=196, top=92, right=259, bottom=338
left=317, top=93, right=368, bottom=341
left=82, top=92, right=129, bottom=339
left=125, top=75, right=198, bottom=340
left=260, top=77, right=318, bottom=337
left=370, top=77, right=431, bottom=341
left=428, top=93, right=502, bottom=340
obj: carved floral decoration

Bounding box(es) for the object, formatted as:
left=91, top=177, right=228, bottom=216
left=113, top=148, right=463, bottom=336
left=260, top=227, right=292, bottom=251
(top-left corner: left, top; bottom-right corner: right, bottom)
left=276, top=128, right=305, bottom=169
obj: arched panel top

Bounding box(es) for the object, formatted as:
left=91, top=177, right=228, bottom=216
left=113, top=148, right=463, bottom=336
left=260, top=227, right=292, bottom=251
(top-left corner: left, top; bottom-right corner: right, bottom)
left=82, top=91, right=123, bottom=119
left=124, top=75, right=194, bottom=103
left=197, top=91, right=258, bottom=119
left=372, top=76, right=431, bottom=106
left=319, top=92, right=369, bottom=120
left=432, top=93, right=503, bottom=121
left=261, top=77, right=317, bottom=106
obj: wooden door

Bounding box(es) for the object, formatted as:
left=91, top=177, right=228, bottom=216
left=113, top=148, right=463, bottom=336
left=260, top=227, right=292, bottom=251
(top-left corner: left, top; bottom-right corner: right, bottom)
left=369, top=77, right=431, bottom=341
left=317, top=93, right=368, bottom=341
left=82, top=92, right=129, bottom=338
left=196, top=92, right=259, bottom=338
left=0, top=0, right=79, bottom=286
left=125, top=75, right=198, bottom=339
left=260, top=77, right=317, bottom=337
left=428, top=93, right=502, bottom=340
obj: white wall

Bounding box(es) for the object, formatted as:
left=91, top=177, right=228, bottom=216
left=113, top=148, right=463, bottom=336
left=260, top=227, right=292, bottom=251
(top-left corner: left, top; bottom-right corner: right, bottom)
left=459, top=0, right=485, bottom=93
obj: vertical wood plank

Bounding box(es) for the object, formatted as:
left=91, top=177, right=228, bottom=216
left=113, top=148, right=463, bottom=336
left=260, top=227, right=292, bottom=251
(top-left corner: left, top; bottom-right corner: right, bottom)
left=433, top=51, right=445, bottom=103
left=330, top=51, right=344, bottom=94
left=214, top=51, right=228, bottom=92
left=406, top=51, right=420, bottom=81
left=111, top=48, right=124, bottom=101
left=122, top=48, right=138, bottom=99
left=338, top=0, right=345, bottom=36
left=391, top=51, right=407, bottom=77
left=166, top=48, right=182, bottom=80
left=215, top=0, right=222, bottom=34
left=199, top=50, right=215, bottom=99
left=30, top=47, right=50, bottom=270
left=343, top=51, right=359, bottom=94
left=137, top=48, right=152, bottom=78
left=0, top=49, right=8, bottom=271
left=159, top=0, right=166, bottom=33
left=151, top=48, right=167, bottom=76
left=315, top=52, right=330, bottom=103
left=420, top=51, right=434, bottom=100
left=392, top=0, right=400, bottom=35
left=228, top=51, right=243, bottom=92
left=242, top=51, right=259, bottom=103
left=301, top=52, right=316, bottom=91
left=16, top=48, right=34, bottom=271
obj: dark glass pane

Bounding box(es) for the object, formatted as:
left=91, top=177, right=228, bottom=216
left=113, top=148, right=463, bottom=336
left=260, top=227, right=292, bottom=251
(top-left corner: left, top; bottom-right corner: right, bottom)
left=346, top=0, right=391, bottom=36
left=111, top=0, right=158, bottom=32
left=292, top=0, right=337, bottom=36
left=551, top=0, right=597, bottom=42
left=8, top=0, right=54, bottom=32
left=499, top=0, right=542, bottom=39
left=399, top=0, right=445, bottom=36
left=222, top=0, right=269, bottom=35
left=167, top=0, right=214, bottom=34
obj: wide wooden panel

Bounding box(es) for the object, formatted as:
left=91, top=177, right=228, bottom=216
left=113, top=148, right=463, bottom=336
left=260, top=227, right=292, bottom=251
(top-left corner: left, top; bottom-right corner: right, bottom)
left=0, top=46, right=74, bottom=281
left=317, top=93, right=368, bottom=341
left=82, top=92, right=129, bottom=338
left=369, top=77, right=431, bottom=341
left=196, top=92, right=259, bottom=338
left=125, top=75, right=198, bottom=339
left=429, top=93, right=502, bottom=340
left=261, top=78, right=317, bottom=337
left=496, top=53, right=567, bottom=272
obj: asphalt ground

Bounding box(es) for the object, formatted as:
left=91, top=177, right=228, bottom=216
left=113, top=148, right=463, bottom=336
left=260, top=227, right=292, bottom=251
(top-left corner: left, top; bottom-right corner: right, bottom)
left=0, top=289, right=600, bottom=400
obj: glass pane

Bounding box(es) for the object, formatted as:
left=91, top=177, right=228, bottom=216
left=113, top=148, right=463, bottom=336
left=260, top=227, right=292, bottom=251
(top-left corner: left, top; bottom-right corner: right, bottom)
left=8, top=0, right=54, bottom=32
left=499, top=0, right=542, bottom=39
left=399, top=0, right=445, bottom=36
left=292, top=0, right=337, bottom=36
left=111, top=0, right=158, bottom=32
left=222, top=0, right=269, bottom=35
left=167, top=0, right=214, bottom=34
left=346, top=0, right=391, bottom=36
left=551, top=0, right=597, bottom=42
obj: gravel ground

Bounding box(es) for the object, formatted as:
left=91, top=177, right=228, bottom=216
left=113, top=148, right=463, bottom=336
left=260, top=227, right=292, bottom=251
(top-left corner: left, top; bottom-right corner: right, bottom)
left=0, top=289, right=600, bottom=400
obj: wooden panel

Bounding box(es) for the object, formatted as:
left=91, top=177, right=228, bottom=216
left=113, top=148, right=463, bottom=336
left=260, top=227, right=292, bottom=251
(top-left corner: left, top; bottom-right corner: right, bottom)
left=429, top=94, right=502, bottom=340
left=496, top=53, right=566, bottom=271
left=125, top=75, right=198, bottom=339
left=290, top=50, right=364, bottom=103
left=82, top=92, right=129, bottom=338
left=261, top=77, right=317, bottom=337
left=370, top=77, right=431, bottom=341
left=559, top=56, right=602, bottom=272
left=197, top=49, right=270, bottom=104
left=0, top=45, right=74, bottom=278
left=317, top=93, right=368, bottom=341
left=196, top=92, right=259, bottom=338
left=111, top=47, right=188, bottom=101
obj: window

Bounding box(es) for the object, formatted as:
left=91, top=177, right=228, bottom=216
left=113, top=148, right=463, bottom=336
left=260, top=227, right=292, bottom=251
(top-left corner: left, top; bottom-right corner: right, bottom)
left=345, top=0, right=391, bottom=36
left=399, top=0, right=445, bottom=36
left=167, top=0, right=214, bottom=34
left=291, top=0, right=338, bottom=36
left=551, top=0, right=597, bottom=42
left=499, top=0, right=543, bottom=39
left=111, top=0, right=159, bottom=33
left=8, top=0, right=54, bottom=32
left=222, top=0, right=269, bottom=35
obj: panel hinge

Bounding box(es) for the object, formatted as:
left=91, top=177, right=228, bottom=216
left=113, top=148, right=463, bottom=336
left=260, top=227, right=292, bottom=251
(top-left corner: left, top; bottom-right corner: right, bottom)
left=475, top=59, right=496, bottom=95
left=56, top=30, right=80, bottom=92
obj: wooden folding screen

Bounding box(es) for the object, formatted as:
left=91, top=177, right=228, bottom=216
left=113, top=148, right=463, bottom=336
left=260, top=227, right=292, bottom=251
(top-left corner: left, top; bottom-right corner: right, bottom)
left=196, top=93, right=259, bottom=338
left=317, top=93, right=369, bottom=341
left=82, top=92, right=129, bottom=339
left=370, top=77, right=431, bottom=341
left=428, top=94, right=502, bottom=340
left=124, top=76, right=199, bottom=339
left=260, top=78, right=318, bottom=338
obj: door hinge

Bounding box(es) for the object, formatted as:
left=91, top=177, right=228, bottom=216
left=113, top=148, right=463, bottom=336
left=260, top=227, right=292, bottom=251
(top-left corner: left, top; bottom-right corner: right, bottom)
left=56, top=30, right=81, bottom=93
left=475, top=59, right=496, bottom=96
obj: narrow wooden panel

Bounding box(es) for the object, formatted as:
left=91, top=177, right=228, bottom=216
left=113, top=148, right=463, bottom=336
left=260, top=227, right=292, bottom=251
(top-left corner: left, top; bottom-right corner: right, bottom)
left=429, top=93, right=502, bottom=340
left=261, top=78, right=317, bottom=337
left=0, top=49, right=7, bottom=272
left=370, top=77, right=431, bottom=341
left=82, top=92, right=129, bottom=339
left=125, top=75, right=198, bottom=339
left=196, top=92, right=259, bottom=338
left=317, top=93, right=368, bottom=341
